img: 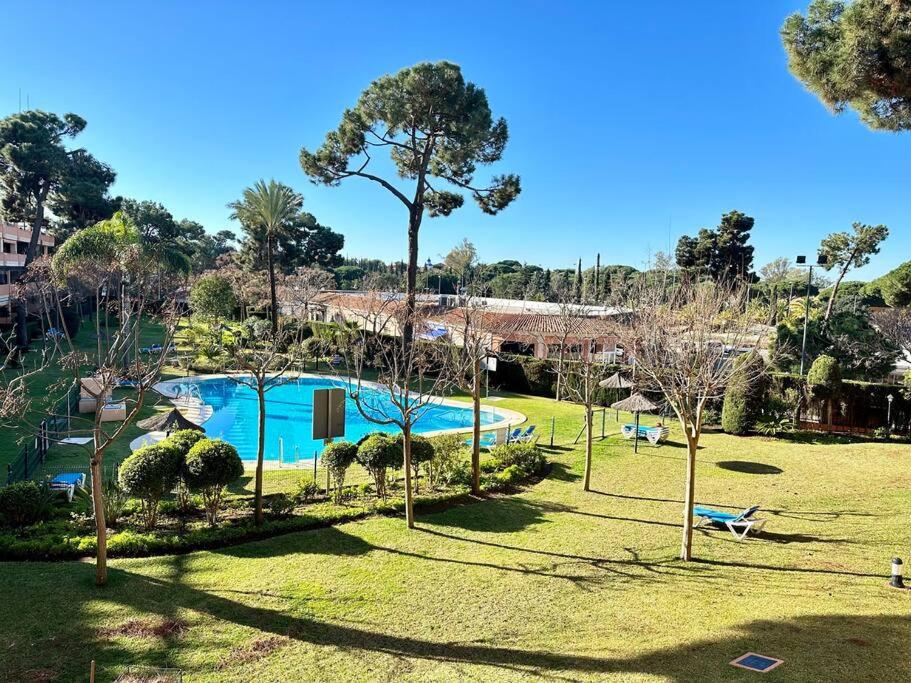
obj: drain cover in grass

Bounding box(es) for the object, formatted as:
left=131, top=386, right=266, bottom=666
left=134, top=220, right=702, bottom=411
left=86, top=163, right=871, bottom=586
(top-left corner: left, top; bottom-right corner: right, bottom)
left=729, top=652, right=783, bottom=673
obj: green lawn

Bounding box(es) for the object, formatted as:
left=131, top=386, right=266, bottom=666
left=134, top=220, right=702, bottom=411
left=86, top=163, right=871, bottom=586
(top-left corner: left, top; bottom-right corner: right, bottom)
left=2, top=389, right=910, bottom=681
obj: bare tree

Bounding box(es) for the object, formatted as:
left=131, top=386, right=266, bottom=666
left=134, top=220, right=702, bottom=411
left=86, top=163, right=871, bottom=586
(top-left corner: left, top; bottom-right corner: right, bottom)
left=553, top=302, right=614, bottom=492
left=335, top=290, right=456, bottom=528
left=872, top=308, right=911, bottom=353
left=612, top=277, right=768, bottom=561
left=446, top=291, right=496, bottom=495
left=219, top=264, right=269, bottom=322
left=38, top=216, right=184, bottom=586
left=223, top=321, right=303, bottom=526
left=279, top=266, right=335, bottom=321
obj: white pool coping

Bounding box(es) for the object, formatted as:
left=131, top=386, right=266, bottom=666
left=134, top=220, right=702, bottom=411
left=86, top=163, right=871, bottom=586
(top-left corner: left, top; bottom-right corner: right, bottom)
left=146, top=372, right=527, bottom=465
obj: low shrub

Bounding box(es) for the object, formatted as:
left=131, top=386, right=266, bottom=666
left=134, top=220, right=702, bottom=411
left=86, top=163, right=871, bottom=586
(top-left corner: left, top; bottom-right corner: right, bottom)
left=489, top=442, right=546, bottom=476
left=426, top=434, right=464, bottom=489
left=295, top=479, right=321, bottom=502
left=184, top=439, right=244, bottom=526
left=321, top=441, right=358, bottom=503
left=445, top=461, right=473, bottom=489
left=0, top=481, right=54, bottom=528
left=268, top=493, right=296, bottom=519
left=74, top=479, right=130, bottom=528
left=119, top=443, right=184, bottom=530
left=754, top=414, right=793, bottom=436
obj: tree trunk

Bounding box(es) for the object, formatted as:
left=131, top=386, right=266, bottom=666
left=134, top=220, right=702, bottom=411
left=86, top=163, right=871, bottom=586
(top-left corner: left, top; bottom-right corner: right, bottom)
left=266, top=232, right=279, bottom=334
left=91, top=428, right=108, bottom=586
left=583, top=402, right=593, bottom=491
left=680, top=431, right=698, bottom=561
left=402, top=213, right=421, bottom=353
left=555, top=351, right=564, bottom=401
left=254, top=386, right=266, bottom=525
left=402, top=422, right=415, bottom=529
left=471, top=360, right=482, bottom=496
left=16, top=187, right=49, bottom=347
left=824, top=266, right=850, bottom=322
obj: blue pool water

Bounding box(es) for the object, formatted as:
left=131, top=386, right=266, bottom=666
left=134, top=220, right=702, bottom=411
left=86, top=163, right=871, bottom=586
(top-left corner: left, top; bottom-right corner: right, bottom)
left=183, top=376, right=500, bottom=461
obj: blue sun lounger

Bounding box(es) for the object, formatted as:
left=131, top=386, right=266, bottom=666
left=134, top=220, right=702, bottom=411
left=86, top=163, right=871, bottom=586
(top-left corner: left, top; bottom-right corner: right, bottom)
left=514, top=425, right=537, bottom=443
left=49, top=472, right=86, bottom=502
left=694, top=505, right=766, bottom=540
left=505, top=428, right=523, bottom=443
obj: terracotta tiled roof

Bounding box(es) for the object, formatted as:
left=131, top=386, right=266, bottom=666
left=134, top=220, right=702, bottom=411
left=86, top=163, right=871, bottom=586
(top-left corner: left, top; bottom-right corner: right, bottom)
left=311, top=293, right=619, bottom=343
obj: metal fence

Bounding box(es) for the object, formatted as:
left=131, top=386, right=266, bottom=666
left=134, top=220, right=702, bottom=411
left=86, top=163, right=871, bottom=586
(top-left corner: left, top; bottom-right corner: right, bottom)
left=5, top=382, right=80, bottom=486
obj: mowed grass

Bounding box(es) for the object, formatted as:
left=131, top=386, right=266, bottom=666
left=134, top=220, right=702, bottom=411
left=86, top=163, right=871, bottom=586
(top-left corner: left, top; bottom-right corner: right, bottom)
left=2, top=390, right=910, bottom=682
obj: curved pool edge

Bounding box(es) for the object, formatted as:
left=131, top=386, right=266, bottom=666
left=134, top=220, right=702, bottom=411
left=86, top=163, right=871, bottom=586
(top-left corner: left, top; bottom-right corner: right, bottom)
left=152, top=372, right=527, bottom=464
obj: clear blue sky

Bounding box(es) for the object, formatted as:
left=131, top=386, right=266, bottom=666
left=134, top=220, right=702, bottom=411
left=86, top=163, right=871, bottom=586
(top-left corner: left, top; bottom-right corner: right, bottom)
left=2, top=1, right=908, bottom=279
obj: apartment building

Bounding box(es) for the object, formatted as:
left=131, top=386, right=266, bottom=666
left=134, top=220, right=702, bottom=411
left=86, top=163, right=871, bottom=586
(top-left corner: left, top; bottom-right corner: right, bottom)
left=0, top=220, right=55, bottom=324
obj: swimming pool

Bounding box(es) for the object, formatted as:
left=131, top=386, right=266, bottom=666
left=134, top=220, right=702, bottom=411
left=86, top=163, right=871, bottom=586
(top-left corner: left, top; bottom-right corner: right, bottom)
left=157, top=375, right=507, bottom=462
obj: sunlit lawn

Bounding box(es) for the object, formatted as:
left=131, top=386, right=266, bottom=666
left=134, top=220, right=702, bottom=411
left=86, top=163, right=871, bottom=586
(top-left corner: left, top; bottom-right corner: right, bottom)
left=2, top=387, right=909, bottom=681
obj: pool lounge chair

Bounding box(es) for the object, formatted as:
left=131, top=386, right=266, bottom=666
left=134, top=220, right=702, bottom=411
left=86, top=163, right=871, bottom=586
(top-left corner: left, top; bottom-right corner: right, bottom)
left=693, top=505, right=766, bottom=540
left=505, top=428, right=523, bottom=443
left=621, top=424, right=670, bottom=445
left=49, top=472, right=86, bottom=502
left=514, top=425, right=537, bottom=443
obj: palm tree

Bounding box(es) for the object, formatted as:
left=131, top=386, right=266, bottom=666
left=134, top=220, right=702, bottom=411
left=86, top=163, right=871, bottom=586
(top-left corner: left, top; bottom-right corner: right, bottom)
left=229, top=180, right=303, bottom=333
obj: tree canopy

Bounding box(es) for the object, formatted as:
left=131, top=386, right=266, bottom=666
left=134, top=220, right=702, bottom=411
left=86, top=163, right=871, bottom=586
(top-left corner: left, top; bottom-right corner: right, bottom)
left=300, top=61, right=520, bottom=220
left=675, top=210, right=756, bottom=282
left=818, top=222, right=889, bottom=320
left=782, top=0, right=911, bottom=131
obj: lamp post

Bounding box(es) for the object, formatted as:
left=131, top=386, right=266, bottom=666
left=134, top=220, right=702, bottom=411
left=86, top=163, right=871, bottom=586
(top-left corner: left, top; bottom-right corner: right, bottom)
left=887, top=393, right=894, bottom=429
left=795, top=254, right=828, bottom=376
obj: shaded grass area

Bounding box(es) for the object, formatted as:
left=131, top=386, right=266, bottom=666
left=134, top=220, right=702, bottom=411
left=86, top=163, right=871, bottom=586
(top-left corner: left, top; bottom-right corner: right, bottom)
left=2, top=392, right=910, bottom=681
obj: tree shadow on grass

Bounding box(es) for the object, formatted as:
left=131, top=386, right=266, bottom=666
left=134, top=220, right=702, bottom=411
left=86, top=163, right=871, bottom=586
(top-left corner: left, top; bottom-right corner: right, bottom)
left=213, top=525, right=376, bottom=559
left=548, top=461, right=582, bottom=482
left=32, top=563, right=910, bottom=682
left=419, top=496, right=557, bottom=533
left=588, top=491, right=878, bottom=523
left=716, top=460, right=783, bottom=475
left=226, top=475, right=254, bottom=496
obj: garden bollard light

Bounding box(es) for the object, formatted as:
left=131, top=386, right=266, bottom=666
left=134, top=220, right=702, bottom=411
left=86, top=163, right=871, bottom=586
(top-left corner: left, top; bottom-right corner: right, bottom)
left=890, top=557, right=905, bottom=589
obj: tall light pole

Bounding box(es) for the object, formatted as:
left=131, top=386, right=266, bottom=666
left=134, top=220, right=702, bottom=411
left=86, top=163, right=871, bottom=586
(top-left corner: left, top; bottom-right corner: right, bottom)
left=795, top=254, right=828, bottom=376
left=887, top=393, right=894, bottom=429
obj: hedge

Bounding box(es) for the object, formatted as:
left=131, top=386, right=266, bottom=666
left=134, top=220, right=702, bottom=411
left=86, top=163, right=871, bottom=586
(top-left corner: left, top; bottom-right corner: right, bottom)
left=769, top=372, right=911, bottom=433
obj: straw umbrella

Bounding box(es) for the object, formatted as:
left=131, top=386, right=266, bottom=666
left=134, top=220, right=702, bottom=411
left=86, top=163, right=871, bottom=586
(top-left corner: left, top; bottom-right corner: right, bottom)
left=610, top=392, right=657, bottom=453
left=599, top=372, right=634, bottom=420
left=137, top=408, right=205, bottom=435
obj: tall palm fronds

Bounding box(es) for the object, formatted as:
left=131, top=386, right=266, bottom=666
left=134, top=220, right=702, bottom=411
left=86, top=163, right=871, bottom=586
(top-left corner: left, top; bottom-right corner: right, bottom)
left=229, top=180, right=303, bottom=333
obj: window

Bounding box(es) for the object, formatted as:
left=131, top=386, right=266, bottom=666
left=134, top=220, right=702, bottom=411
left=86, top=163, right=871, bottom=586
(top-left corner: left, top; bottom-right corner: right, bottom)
left=2, top=242, right=11, bottom=254
left=16, top=242, right=27, bottom=254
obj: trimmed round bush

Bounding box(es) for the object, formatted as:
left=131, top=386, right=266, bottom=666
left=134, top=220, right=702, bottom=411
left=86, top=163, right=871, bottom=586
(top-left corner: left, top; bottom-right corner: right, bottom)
left=0, top=481, right=53, bottom=528
left=184, top=439, right=243, bottom=526
left=119, top=443, right=184, bottom=530
left=356, top=433, right=403, bottom=499
left=322, top=441, right=358, bottom=503
left=165, top=429, right=207, bottom=457
left=807, top=354, right=842, bottom=399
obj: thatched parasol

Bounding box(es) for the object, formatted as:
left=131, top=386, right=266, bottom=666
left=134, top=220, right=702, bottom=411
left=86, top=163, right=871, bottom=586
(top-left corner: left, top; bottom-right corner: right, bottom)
left=610, top=392, right=656, bottom=413
left=598, top=372, right=634, bottom=389
left=611, top=392, right=657, bottom=453
left=137, top=408, right=205, bottom=433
